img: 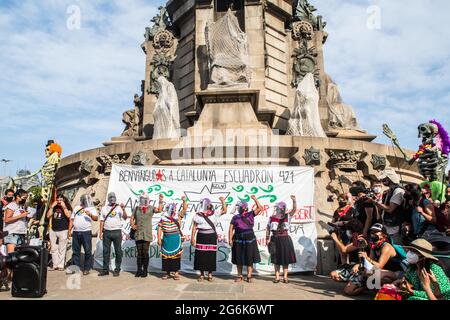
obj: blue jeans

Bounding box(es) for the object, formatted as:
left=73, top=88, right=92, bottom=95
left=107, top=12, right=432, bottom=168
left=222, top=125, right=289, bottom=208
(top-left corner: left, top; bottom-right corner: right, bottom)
left=72, top=231, right=92, bottom=271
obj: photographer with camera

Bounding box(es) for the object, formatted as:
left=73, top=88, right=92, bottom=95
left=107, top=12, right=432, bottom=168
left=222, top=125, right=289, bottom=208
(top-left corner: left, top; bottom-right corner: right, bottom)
left=368, top=169, right=405, bottom=245
left=331, top=194, right=359, bottom=265
left=330, top=223, right=405, bottom=296
left=350, top=184, right=376, bottom=238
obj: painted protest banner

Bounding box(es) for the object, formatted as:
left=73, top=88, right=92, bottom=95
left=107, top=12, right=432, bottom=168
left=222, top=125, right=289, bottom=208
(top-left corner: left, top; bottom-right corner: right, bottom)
left=94, top=164, right=317, bottom=274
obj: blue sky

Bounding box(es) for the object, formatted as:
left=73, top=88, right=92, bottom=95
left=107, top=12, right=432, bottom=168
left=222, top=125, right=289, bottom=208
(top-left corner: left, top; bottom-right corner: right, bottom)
left=1, top=0, right=450, bottom=176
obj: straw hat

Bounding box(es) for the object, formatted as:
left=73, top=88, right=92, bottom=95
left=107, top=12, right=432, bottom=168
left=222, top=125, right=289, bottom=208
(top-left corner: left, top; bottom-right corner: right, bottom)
left=403, top=239, right=438, bottom=261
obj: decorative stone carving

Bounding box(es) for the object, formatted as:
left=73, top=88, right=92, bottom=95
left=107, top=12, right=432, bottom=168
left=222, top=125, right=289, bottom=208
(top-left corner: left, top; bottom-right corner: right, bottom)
left=294, top=0, right=327, bottom=31
left=79, top=159, right=94, bottom=174
left=371, top=154, right=387, bottom=171
left=63, top=187, right=79, bottom=203
left=132, top=151, right=148, bottom=166
left=152, top=77, right=181, bottom=140
left=206, top=9, right=251, bottom=88
left=292, top=21, right=314, bottom=41
left=121, top=94, right=143, bottom=137
left=291, top=28, right=320, bottom=88
left=98, top=154, right=128, bottom=175
left=303, top=147, right=321, bottom=166
left=327, top=150, right=367, bottom=171
left=145, top=6, right=177, bottom=95
left=326, top=75, right=360, bottom=130
left=287, top=73, right=326, bottom=137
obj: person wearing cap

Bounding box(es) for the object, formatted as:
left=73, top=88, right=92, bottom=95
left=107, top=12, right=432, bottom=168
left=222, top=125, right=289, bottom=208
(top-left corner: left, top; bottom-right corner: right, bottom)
left=228, top=195, right=263, bottom=283
left=191, top=197, right=228, bottom=282
left=400, top=239, right=450, bottom=300
left=266, top=195, right=297, bottom=284
left=369, top=168, right=405, bottom=245
left=68, top=194, right=98, bottom=275
left=130, top=193, right=164, bottom=278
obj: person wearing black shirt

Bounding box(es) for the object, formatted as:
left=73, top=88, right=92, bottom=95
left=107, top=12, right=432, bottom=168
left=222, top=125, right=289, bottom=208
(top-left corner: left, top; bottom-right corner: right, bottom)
left=46, top=194, right=72, bottom=271
left=350, top=186, right=376, bottom=238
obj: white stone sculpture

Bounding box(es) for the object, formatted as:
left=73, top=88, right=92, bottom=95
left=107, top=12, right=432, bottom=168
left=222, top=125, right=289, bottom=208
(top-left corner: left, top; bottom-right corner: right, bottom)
left=152, top=76, right=180, bottom=139
left=205, top=9, right=251, bottom=88
left=326, top=75, right=360, bottom=130
left=287, top=73, right=327, bottom=138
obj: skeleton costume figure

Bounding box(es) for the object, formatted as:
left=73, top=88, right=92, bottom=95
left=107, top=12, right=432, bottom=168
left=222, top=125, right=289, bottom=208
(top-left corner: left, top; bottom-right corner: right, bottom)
left=383, top=120, right=450, bottom=202
left=266, top=196, right=298, bottom=283
left=157, top=198, right=187, bottom=280
left=191, top=197, right=227, bottom=281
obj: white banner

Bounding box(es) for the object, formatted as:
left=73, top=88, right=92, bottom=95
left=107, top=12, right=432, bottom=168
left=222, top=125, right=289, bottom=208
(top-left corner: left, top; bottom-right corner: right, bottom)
left=94, top=164, right=317, bottom=274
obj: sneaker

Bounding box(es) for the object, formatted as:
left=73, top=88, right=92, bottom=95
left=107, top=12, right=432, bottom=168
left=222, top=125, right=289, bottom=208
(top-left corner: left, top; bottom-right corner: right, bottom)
left=140, top=272, right=148, bottom=278
left=83, top=270, right=90, bottom=276
left=98, top=271, right=109, bottom=277
left=134, top=270, right=142, bottom=278
left=113, top=270, right=120, bottom=277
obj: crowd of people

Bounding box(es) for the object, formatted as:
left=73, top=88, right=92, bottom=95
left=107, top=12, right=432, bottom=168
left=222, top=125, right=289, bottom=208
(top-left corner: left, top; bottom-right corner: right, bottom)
left=1, top=166, right=449, bottom=300
left=328, top=168, right=450, bottom=300
left=0, top=188, right=299, bottom=286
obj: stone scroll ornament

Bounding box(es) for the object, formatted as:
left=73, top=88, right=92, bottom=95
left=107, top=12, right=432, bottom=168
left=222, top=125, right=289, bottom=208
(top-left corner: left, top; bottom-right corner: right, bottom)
left=205, top=9, right=251, bottom=88
left=383, top=120, right=450, bottom=202
left=144, top=6, right=177, bottom=95
left=8, top=141, right=63, bottom=240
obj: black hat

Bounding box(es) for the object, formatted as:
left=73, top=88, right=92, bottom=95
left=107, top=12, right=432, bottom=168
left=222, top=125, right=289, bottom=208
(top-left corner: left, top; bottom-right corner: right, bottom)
left=349, top=186, right=365, bottom=197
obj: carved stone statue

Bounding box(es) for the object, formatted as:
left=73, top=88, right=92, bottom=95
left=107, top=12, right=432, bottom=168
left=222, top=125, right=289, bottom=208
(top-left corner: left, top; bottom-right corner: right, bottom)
left=152, top=76, right=180, bottom=140
left=294, top=0, right=327, bottom=30
left=206, top=9, right=251, bottom=88
left=121, top=94, right=143, bottom=137
left=292, top=21, right=320, bottom=87
left=287, top=73, right=326, bottom=137
left=144, top=6, right=177, bottom=95
left=325, top=75, right=360, bottom=130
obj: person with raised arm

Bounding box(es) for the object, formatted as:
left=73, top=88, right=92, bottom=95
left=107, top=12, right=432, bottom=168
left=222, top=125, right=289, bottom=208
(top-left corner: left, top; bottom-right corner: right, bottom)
left=228, top=195, right=262, bottom=283
left=266, top=195, right=297, bottom=284
left=191, top=197, right=228, bottom=282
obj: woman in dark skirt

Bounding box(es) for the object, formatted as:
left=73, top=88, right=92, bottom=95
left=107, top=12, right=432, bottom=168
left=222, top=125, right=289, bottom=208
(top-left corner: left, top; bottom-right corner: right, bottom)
left=266, top=195, right=297, bottom=283
left=228, top=195, right=262, bottom=283
left=157, top=197, right=187, bottom=280
left=191, top=197, right=228, bottom=282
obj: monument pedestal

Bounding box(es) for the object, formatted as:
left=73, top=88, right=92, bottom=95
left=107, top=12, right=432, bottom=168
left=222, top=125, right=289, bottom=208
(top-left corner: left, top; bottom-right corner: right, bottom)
left=188, top=89, right=273, bottom=136
left=103, top=136, right=137, bottom=146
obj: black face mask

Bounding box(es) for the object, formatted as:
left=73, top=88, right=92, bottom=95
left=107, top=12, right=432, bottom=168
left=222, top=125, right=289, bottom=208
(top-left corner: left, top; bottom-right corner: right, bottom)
left=338, top=201, right=347, bottom=208
left=446, top=195, right=450, bottom=202
left=5, top=197, right=13, bottom=203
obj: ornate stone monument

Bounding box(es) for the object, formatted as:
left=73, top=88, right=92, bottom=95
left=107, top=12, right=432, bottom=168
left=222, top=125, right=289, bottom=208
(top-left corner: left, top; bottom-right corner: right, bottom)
left=55, top=0, right=422, bottom=275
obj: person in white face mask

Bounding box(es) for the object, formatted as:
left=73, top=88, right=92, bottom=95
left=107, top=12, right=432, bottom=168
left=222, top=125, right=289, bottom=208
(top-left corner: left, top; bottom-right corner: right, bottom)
left=399, top=239, right=450, bottom=300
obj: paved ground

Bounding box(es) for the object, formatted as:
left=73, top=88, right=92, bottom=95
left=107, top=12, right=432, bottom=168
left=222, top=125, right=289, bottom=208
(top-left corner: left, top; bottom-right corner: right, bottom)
left=0, top=270, right=374, bottom=300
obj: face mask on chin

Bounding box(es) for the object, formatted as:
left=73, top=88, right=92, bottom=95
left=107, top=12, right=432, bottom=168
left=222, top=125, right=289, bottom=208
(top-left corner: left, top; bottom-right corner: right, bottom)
left=5, top=197, right=13, bottom=203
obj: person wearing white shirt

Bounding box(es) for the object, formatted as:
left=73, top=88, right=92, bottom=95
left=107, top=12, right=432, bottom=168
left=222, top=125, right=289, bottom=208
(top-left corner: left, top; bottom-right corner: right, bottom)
left=68, top=194, right=98, bottom=275
left=98, top=192, right=127, bottom=277
left=4, top=189, right=29, bottom=253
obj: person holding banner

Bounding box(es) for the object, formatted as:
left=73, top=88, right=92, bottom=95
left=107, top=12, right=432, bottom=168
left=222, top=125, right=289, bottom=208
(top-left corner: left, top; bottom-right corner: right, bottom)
left=98, top=192, right=128, bottom=277
left=266, top=195, right=297, bottom=284
left=191, top=197, right=228, bottom=282
left=130, top=193, right=164, bottom=278
left=157, top=197, right=187, bottom=280
left=229, top=195, right=262, bottom=283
